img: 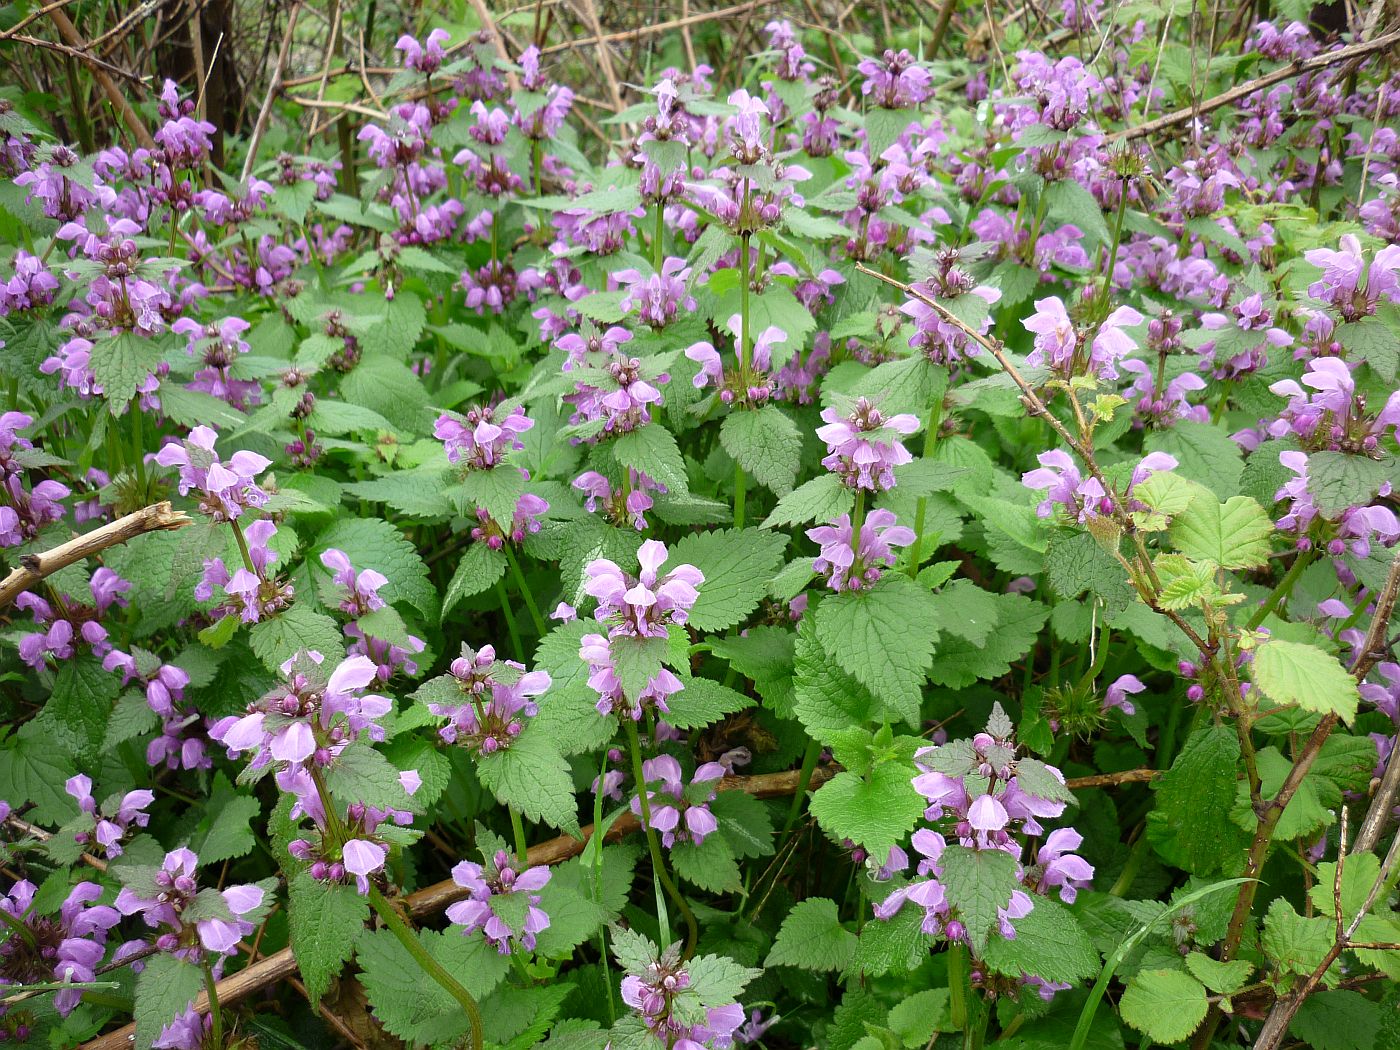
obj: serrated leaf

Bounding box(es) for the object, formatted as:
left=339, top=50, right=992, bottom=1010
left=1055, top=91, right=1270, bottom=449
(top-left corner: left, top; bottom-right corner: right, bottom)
left=762, top=473, right=854, bottom=529
left=442, top=543, right=508, bottom=619
left=1119, top=969, right=1208, bottom=1044
left=249, top=603, right=346, bottom=672
left=815, top=576, right=938, bottom=726
left=357, top=926, right=510, bottom=1044
left=1307, top=451, right=1391, bottom=519
left=134, top=954, right=205, bottom=1049
left=667, top=527, right=788, bottom=631
left=982, top=898, right=1100, bottom=983
left=1252, top=639, right=1360, bottom=722
left=1170, top=494, right=1274, bottom=570
left=1145, top=726, right=1243, bottom=876
left=720, top=405, right=802, bottom=496
left=288, top=874, right=370, bottom=1001
left=475, top=728, right=580, bottom=834
left=809, top=764, right=923, bottom=865
left=939, top=845, right=1020, bottom=954
left=766, top=898, right=858, bottom=972
left=665, top=676, right=753, bottom=729
left=610, top=424, right=688, bottom=494
left=91, top=332, right=169, bottom=409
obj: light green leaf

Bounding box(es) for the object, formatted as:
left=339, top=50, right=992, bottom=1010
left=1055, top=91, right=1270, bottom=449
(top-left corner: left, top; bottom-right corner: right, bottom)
left=474, top=728, right=580, bottom=834
left=982, top=898, right=1100, bottom=983
left=1170, top=494, right=1275, bottom=570
left=1252, top=639, right=1360, bottom=722
left=611, top=424, right=689, bottom=494
left=134, top=954, right=205, bottom=1049
left=808, top=764, right=923, bottom=865
left=442, top=543, right=508, bottom=619
left=762, top=473, right=854, bottom=529
left=766, top=898, right=858, bottom=972
left=667, top=527, right=788, bottom=632
left=249, top=603, right=346, bottom=672
left=720, top=405, right=803, bottom=496
left=1145, top=725, right=1243, bottom=875
left=1119, top=969, right=1209, bottom=1044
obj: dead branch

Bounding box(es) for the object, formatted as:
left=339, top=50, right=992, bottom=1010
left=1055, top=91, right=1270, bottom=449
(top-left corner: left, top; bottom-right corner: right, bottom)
left=537, top=0, right=777, bottom=56
left=240, top=2, right=300, bottom=183
left=0, top=502, right=192, bottom=611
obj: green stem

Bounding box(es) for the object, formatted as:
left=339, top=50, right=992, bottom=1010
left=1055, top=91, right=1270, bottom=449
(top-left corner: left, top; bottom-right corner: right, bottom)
left=1099, top=181, right=1130, bottom=306
left=653, top=201, right=664, bottom=272
left=965, top=993, right=989, bottom=1050
left=496, top=578, right=525, bottom=661
left=203, top=964, right=223, bottom=1050
left=624, top=718, right=698, bottom=957
left=905, top=398, right=944, bottom=576
left=734, top=463, right=746, bottom=529
left=781, top=738, right=822, bottom=834
left=532, top=140, right=543, bottom=196
left=503, top=545, right=547, bottom=637
left=948, top=942, right=969, bottom=1030
left=509, top=805, right=529, bottom=865
left=849, top=489, right=867, bottom=567
left=733, top=223, right=752, bottom=530
left=368, top=886, right=484, bottom=1050
left=229, top=519, right=257, bottom=575
left=1246, top=551, right=1317, bottom=630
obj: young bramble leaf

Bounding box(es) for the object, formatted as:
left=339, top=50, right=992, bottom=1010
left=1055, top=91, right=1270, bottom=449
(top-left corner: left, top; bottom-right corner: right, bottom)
left=1119, top=969, right=1209, bottom=1044
left=1169, top=494, right=1274, bottom=570
left=1251, top=638, right=1360, bottom=722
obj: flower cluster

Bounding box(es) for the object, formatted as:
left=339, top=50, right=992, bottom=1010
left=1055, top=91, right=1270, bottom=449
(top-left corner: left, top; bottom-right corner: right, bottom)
left=0, top=880, right=120, bottom=1017
left=631, top=755, right=725, bottom=848
left=63, top=774, right=153, bottom=858
left=446, top=849, right=552, bottom=954
left=114, top=847, right=265, bottom=961
left=428, top=644, right=551, bottom=755
left=817, top=397, right=918, bottom=492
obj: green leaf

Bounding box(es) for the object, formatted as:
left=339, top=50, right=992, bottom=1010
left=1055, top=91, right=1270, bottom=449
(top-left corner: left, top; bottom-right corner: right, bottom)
left=1119, top=969, right=1209, bottom=1044
left=1043, top=530, right=1133, bottom=608
left=357, top=926, right=510, bottom=1044
left=670, top=831, right=741, bottom=892
left=1264, top=898, right=1335, bottom=978
left=455, top=465, right=528, bottom=526
left=845, top=906, right=928, bottom=980
left=442, top=543, right=508, bottom=619
left=0, top=723, right=77, bottom=824
left=927, top=592, right=1048, bottom=689
left=1337, top=315, right=1397, bottom=381
left=1184, top=952, right=1253, bottom=995
left=927, top=580, right=1002, bottom=646
left=1307, top=451, right=1391, bottom=519
left=815, top=576, right=939, bottom=726
left=48, top=653, right=117, bottom=758
left=762, top=472, right=854, bottom=529
left=667, top=527, right=788, bottom=632
left=134, top=953, right=205, bottom=1049
left=475, top=728, right=580, bottom=834
left=192, top=777, right=260, bottom=864
left=91, top=332, right=169, bottom=409
left=344, top=468, right=455, bottom=518
left=288, top=874, right=370, bottom=1002
left=1145, top=725, right=1244, bottom=875
left=1291, top=990, right=1382, bottom=1050
left=939, top=845, right=1020, bottom=954
left=1043, top=179, right=1111, bottom=247
left=1170, top=494, right=1274, bottom=570
left=1146, top=420, right=1244, bottom=500
left=340, top=355, right=433, bottom=433
left=249, top=603, right=346, bottom=672
left=1252, top=639, right=1360, bottom=722
left=766, top=898, right=858, bottom=972
left=610, top=634, right=668, bottom=701
left=611, top=424, right=689, bottom=494
left=685, top=953, right=761, bottom=1006
left=809, top=764, right=923, bottom=865
left=794, top=615, right=883, bottom=737
left=983, top=898, right=1100, bottom=984
left=720, top=405, right=803, bottom=496
left=710, top=789, right=774, bottom=859
left=323, top=742, right=420, bottom=813
left=665, top=676, right=753, bottom=729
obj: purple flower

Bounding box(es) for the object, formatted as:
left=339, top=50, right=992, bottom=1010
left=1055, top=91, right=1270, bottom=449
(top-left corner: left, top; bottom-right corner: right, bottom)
left=1266, top=356, right=1400, bottom=453
left=630, top=755, right=725, bottom=848
left=0, top=880, right=120, bottom=1016
left=857, top=49, right=932, bottom=108
left=319, top=548, right=388, bottom=617
left=1024, top=297, right=1143, bottom=380
left=210, top=651, right=390, bottom=781
left=197, top=518, right=291, bottom=625
left=1103, top=674, right=1145, bottom=716
left=808, top=508, right=914, bottom=592
left=434, top=403, right=534, bottom=469
left=446, top=850, right=552, bottom=954
left=1, top=474, right=69, bottom=548
left=613, top=258, right=695, bottom=328
left=580, top=632, right=684, bottom=721
left=0, top=251, right=59, bottom=315
left=1022, top=450, right=1110, bottom=522
left=63, top=774, right=154, bottom=858
left=114, top=848, right=264, bottom=960
left=14, top=567, right=128, bottom=668
left=1034, top=829, right=1095, bottom=903
left=1304, top=234, right=1400, bottom=321
left=583, top=540, right=704, bottom=639
left=573, top=469, right=664, bottom=530
left=154, top=426, right=270, bottom=522
left=396, top=28, right=450, bottom=73
left=616, top=940, right=752, bottom=1048
left=817, top=397, right=918, bottom=492
left=429, top=645, right=551, bottom=755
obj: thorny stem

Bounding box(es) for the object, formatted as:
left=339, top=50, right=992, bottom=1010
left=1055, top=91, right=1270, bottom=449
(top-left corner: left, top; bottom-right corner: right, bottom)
left=624, top=718, right=698, bottom=958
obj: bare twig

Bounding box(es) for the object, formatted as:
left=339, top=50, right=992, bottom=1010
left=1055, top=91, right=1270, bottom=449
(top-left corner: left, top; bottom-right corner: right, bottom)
left=240, top=2, right=301, bottom=183
left=0, top=502, right=192, bottom=610
left=2, top=814, right=107, bottom=872
left=572, top=0, right=624, bottom=112
left=537, top=0, right=776, bottom=56
left=1112, top=27, right=1400, bottom=142
left=468, top=0, right=522, bottom=93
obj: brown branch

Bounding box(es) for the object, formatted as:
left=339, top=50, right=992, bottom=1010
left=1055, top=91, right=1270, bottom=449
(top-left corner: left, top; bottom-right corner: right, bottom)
left=240, top=2, right=301, bottom=183
left=1112, top=27, right=1400, bottom=142
left=0, top=502, right=192, bottom=610
left=537, top=0, right=776, bottom=56
left=0, top=0, right=81, bottom=41
left=2, top=814, right=107, bottom=872
left=1063, top=768, right=1160, bottom=789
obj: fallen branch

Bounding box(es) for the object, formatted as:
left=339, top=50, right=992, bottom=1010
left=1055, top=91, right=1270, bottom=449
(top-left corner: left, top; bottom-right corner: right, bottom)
left=0, top=502, right=192, bottom=610
left=537, top=0, right=777, bottom=56
left=77, top=761, right=1149, bottom=1049
left=1111, top=26, right=1400, bottom=141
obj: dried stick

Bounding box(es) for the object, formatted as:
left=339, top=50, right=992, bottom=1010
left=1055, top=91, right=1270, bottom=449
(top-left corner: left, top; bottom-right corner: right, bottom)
left=0, top=0, right=82, bottom=41
left=76, top=759, right=1149, bottom=1050
left=538, top=0, right=776, bottom=56
left=1111, top=27, right=1400, bottom=141
left=929, top=0, right=960, bottom=56
left=240, top=2, right=301, bottom=183
left=572, top=0, right=624, bottom=112
left=468, top=0, right=522, bottom=93
left=0, top=502, right=192, bottom=610
left=2, top=814, right=108, bottom=872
